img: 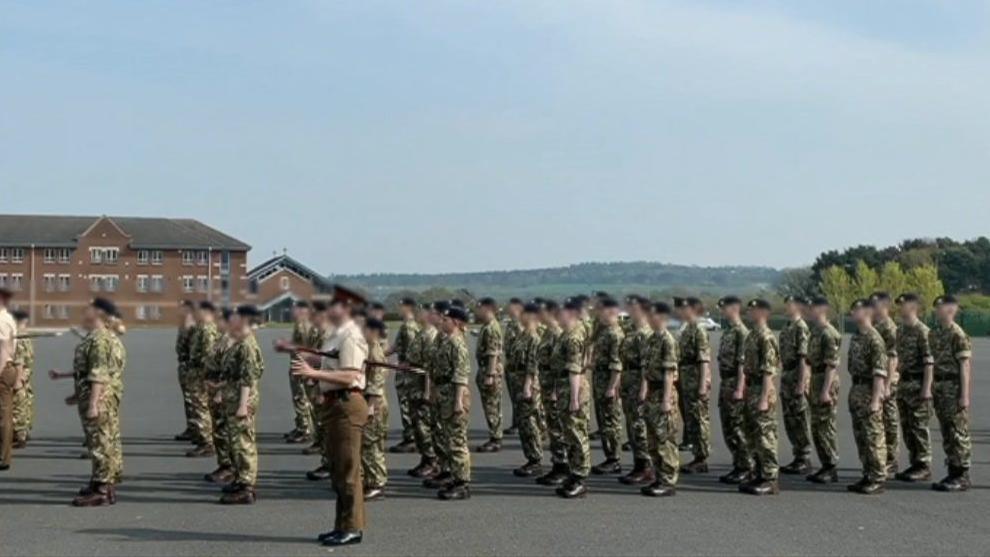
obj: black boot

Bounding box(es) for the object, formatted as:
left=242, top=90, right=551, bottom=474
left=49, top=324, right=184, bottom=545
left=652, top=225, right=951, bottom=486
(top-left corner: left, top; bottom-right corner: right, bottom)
left=619, top=459, right=654, bottom=485
left=718, top=467, right=752, bottom=485
left=895, top=463, right=932, bottom=482
left=513, top=460, right=544, bottom=478
left=438, top=482, right=471, bottom=500
left=780, top=456, right=812, bottom=475
left=591, top=458, right=622, bottom=475
left=555, top=476, right=588, bottom=499
left=741, top=478, right=779, bottom=496
left=807, top=465, right=839, bottom=484
left=641, top=481, right=676, bottom=497
left=536, top=463, right=570, bottom=486
left=423, top=471, right=453, bottom=489
left=933, top=467, right=971, bottom=493
left=680, top=458, right=709, bottom=474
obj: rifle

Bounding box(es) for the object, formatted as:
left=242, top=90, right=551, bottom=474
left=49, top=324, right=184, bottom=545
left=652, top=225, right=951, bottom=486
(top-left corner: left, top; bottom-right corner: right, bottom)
left=16, top=331, right=64, bottom=340
left=274, top=341, right=424, bottom=375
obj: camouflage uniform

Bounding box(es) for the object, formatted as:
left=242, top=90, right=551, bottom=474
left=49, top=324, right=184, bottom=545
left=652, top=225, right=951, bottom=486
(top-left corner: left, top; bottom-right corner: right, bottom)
left=847, top=326, right=888, bottom=483
left=808, top=323, right=843, bottom=471
left=288, top=320, right=314, bottom=436
left=503, top=319, right=525, bottom=430
left=874, top=316, right=899, bottom=469
left=778, top=317, right=812, bottom=460
left=553, top=324, right=591, bottom=478
left=175, top=325, right=196, bottom=433
left=895, top=319, right=934, bottom=468
left=643, top=328, right=681, bottom=486
left=507, top=327, right=543, bottom=463
left=307, top=325, right=332, bottom=469
left=206, top=333, right=235, bottom=471
left=930, top=321, right=973, bottom=472
left=221, top=333, right=264, bottom=487
left=363, top=341, right=390, bottom=489
left=430, top=330, right=450, bottom=469
left=12, top=337, right=35, bottom=442
left=620, top=322, right=653, bottom=464
left=74, top=328, right=126, bottom=485
left=187, top=322, right=221, bottom=448
left=475, top=319, right=504, bottom=442
left=591, top=323, right=624, bottom=460
left=717, top=319, right=752, bottom=472
left=407, top=324, right=438, bottom=461
left=393, top=318, right=421, bottom=445
left=434, top=332, right=472, bottom=483
left=678, top=320, right=712, bottom=461
left=741, top=323, right=781, bottom=481
left=538, top=323, right=566, bottom=466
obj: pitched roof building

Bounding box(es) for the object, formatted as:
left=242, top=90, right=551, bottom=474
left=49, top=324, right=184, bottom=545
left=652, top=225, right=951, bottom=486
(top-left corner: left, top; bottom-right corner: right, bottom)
left=245, top=254, right=334, bottom=322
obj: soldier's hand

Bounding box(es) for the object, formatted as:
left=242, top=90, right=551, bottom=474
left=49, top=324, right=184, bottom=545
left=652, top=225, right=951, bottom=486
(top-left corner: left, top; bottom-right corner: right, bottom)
left=454, top=403, right=465, bottom=415
left=757, top=398, right=769, bottom=413
left=86, top=406, right=99, bottom=420
left=732, top=388, right=744, bottom=402
left=921, top=389, right=933, bottom=401
left=523, top=383, right=533, bottom=400
left=605, top=386, right=617, bottom=399
left=959, top=394, right=970, bottom=409
left=64, top=394, right=78, bottom=406
left=819, top=392, right=833, bottom=405
left=484, top=374, right=495, bottom=387
left=660, top=399, right=672, bottom=413
left=236, top=406, right=249, bottom=419
left=869, top=399, right=881, bottom=414
left=273, top=338, right=293, bottom=353
left=569, top=399, right=580, bottom=414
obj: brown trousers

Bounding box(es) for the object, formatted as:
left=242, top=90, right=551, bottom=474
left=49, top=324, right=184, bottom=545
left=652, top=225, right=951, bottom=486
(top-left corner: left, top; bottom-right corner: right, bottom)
left=322, top=392, right=368, bottom=532
left=0, top=364, right=17, bottom=467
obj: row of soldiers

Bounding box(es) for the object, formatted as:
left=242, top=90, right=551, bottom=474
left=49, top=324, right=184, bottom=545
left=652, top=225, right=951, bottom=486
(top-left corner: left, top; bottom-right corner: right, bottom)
left=0, top=308, right=35, bottom=471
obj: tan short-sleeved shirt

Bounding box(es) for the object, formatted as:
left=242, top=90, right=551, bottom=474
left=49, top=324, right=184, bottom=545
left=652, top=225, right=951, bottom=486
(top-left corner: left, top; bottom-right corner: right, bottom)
left=0, top=308, right=16, bottom=370
left=320, top=319, right=368, bottom=392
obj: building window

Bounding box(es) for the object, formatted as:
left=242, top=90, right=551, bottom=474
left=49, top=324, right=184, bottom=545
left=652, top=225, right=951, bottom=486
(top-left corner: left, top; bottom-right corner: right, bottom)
left=182, top=251, right=195, bottom=266
left=89, top=247, right=119, bottom=265
left=136, top=275, right=149, bottom=293
left=0, top=274, right=6, bottom=288
left=43, top=274, right=56, bottom=292
left=220, top=251, right=230, bottom=274
left=90, top=276, right=101, bottom=292
left=10, top=274, right=23, bottom=291
left=0, top=248, right=6, bottom=263
left=58, top=274, right=71, bottom=292
left=280, top=276, right=290, bottom=291
left=197, top=251, right=208, bottom=266
left=44, top=249, right=56, bottom=263
left=44, top=304, right=55, bottom=319
left=58, top=248, right=70, bottom=263
left=151, top=275, right=164, bottom=293
left=137, top=250, right=149, bottom=265
left=10, top=248, right=24, bottom=264
left=58, top=305, right=69, bottom=320
left=105, top=275, right=119, bottom=292
left=151, top=250, right=163, bottom=265
left=196, top=276, right=209, bottom=293
left=182, top=276, right=194, bottom=293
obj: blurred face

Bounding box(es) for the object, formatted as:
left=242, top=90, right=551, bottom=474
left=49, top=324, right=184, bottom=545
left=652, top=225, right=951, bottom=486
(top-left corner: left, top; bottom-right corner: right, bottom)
left=720, top=304, right=740, bottom=321
left=401, top=304, right=415, bottom=319
left=785, top=301, right=802, bottom=317
left=217, top=317, right=229, bottom=333
left=541, top=309, right=557, bottom=326
left=507, top=303, right=522, bottom=320
left=228, top=314, right=247, bottom=337
left=649, top=311, right=668, bottom=330
left=748, top=307, right=769, bottom=324
left=676, top=305, right=692, bottom=321
left=476, top=305, right=494, bottom=322
left=327, top=302, right=347, bottom=323
left=872, top=303, right=889, bottom=319
left=82, top=306, right=102, bottom=329
left=369, top=308, right=385, bottom=320
left=811, top=305, right=829, bottom=322
left=899, top=301, right=919, bottom=320
left=627, top=303, right=645, bottom=322
left=15, top=317, right=28, bottom=331
left=292, top=306, right=310, bottom=321
left=936, top=303, right=958, bottom=322
left=440, top=316, right=456, bottom=334
left=852, top=307, right=871, bottom=326
left=363, top=325, right=380, bottom=343
left=560, top=309, right=578, bottom=327
left=602, top=306, right=619, bottom=324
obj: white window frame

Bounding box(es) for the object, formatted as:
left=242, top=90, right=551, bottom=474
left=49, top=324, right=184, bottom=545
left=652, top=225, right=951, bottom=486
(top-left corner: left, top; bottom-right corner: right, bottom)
left=58, top=248, right=71, bottom=264
left=58, top=274, right=71, bottom=292
left=280, top=276, right=290, bottom=290
left=0, top=248, right=7, bottom=263
left=150, top=275, right=164, bottom=293
left=57, top=305, right=69, bottom=320
left=43, top=273, right=56, bottom=292
left=196, top=275, right=208, bottom=293
left=137, top=250, right=149, bottom=265
left=182, top=251, right=195, bottom=266
left=10, top=248, right=24, bottom=264
left=44, top=249, right=56, bottom=263
left=0, top=274, right=6, bottom=288
left=182, top=275, right=194, bottom=293
left=197, top=251, right=208, bottom=266
left=10, top=273, right=23, bottom=291
left=44, top=304, right=55, bottom=319
left=136, top=275, right=149, bottom=293
left=104, top=275, right=119, bottom=293
left=151, top=250, right=164, bottom=265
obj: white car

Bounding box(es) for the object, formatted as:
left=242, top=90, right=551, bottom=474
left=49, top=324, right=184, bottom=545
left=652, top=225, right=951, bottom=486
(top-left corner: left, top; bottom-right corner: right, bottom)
left=667, top=317, right=722, bottom=331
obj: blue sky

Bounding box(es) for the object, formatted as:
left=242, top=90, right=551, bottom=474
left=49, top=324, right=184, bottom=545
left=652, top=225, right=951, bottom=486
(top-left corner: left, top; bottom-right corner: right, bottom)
left=2, top=1, right=988, bottom=274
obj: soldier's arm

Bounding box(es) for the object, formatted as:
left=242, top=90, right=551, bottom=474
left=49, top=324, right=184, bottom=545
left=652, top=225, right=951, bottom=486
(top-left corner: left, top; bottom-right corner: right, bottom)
left=698, top=329, right=712, bottom=396
left=920, top=328, right=935, bottom=400
left=885, top=328, right=899, bottom=394
left=453, top=341, right=471, bottom=414
left=796, top=326, right=811, bottom=396
left=955, top=330, right=973, bottom=408
left=758, top=337, right=778, bottom=410
left=821, top=332, right=840, bottom=404
left=606, top=333, right=623, bottom=397
left=566, top=337, right=584, bottom=412
left=869, top=339, right=887, bottom=412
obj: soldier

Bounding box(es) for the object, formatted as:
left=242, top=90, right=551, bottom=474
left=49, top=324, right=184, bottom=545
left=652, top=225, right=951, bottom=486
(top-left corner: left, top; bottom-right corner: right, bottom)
left=283, top=301, right=314, bottom=444
left=0, top=287, right=17, bottom=471
left=405, top=303, right=439, bottom=478
left=715, top=296, right=752, bottom=484
left=640, top=302, right=681, bottom=497
left=929, top=295, right=973, bottom=492
left=423, top=300, right=454, bottom=489
left=204, top=308, right=235, bottom=485
left=186, top=302, right=220, bottom=458
left=509, top=303, right=544, bottom=477
left=11, top=310, right=34, bottom=448
left=432, top=307, right=472, bottom=500
left=590, top=298, right=624, bottom=475
left=218, top=305, right=264, bottom=504
left=362, top=318, right=390, bottom=501
left=893, top=293, right=935, bottom=482
left=779, top=296, right=813, bottom=475
left=845, top=298, right=888, bottom=495
left=805, top=296, right=842, bottom=484
left=736, top=299, right=781, bottom=496
left=676, top=297, right=712, bottom=474
left=474, top=297, right=505, bottom=453
left=870, top=292, right=900, bottom=476
left=535, top=301, right=571, bottom=486
left=618, top=296, right=654, bottom=485
left=174, top=300, right=196, bottom=441
left=387, top=298, right=420, bottom=454
left=552, top=299, right=592, bottom=498
left=502, top=298, right=525, bottom=436
left=304, top=301, right=334, bottom=480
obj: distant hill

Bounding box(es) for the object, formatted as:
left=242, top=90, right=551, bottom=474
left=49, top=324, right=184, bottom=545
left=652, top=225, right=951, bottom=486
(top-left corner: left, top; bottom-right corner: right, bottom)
left=330, top=261, right=782, bottom=301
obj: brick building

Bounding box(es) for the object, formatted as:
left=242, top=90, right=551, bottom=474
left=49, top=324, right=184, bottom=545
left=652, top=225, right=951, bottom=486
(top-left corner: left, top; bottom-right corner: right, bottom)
left=245, top=254, right=334, bottom=322
left=0, top=215, right=251, bottom=326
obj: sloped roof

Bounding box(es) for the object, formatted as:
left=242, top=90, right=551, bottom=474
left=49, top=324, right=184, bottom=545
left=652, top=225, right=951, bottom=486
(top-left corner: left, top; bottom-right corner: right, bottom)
left=0, top=215, right=250, bottom=250
left=248, top=254, right=334, bottom=291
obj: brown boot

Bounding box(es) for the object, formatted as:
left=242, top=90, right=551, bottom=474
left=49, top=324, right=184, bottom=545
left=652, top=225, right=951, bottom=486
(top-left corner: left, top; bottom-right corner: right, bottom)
left=205, top=467, right=235, bottom=484
left=220, top=485, right=257, bottom=505
left=619, top=459, right=654, bottom=485
left=185, top=444, right=215, bottom=458
left=72, top=483, right=112, bottom=507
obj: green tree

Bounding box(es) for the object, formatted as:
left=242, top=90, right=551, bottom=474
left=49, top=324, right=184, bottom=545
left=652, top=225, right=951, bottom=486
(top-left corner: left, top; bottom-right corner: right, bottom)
left=878, top=261, right=908, bottom=298
left=853, top=260, right=879, bottom=299
left=905, top=265, right=945, bottom=315
left=775, top=267, right=818, bottom=299
left=820, top=265, right=855, bottom=330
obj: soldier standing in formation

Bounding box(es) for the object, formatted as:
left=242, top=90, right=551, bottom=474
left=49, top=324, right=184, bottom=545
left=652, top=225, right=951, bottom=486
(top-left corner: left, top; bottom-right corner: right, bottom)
left=736, top=299, right=781, bottom=496
left=430, top=307, right=473, bottom=500
left=536, top=301, right=570, bottom=486
left=0, top=287, right=17, bottom=471
left=204, top=308, right=235, bottom=484
left=387, top=298, right=419, bottom=454
left=362, top=318, right=390, bottom=501
left=303, top=301, right=333, bottom=480
left=590, top=298, right=624, bottom=475
left=675, top=297, right=712, bottom=474
left=174, top=300, right=196, bottom=441
left=929, top=295, right=973, bottom=492
left=845, top=298, right=889, bottom=495
left=186, top=302, right=220, bottom=458
left=10, top=310, right=35, bottom=449
left=618, top=295, right=654, bottom=485
left=715, top=296, right=751, bottom=484
left=892, top=293, right=935, bottom=482
left=806, top=296, right=842, bottom=483
left=284, top=301, right=314, bottom=445
left=870, top=292, right=901, bottom=477
left=508, top=303, right=544, bottom=477
left=778, top=296, right=812, bottom=476
left=474, top=298, right=504, bottom=453
left=640, top=302, right=680, bottom=497
left=551, top=299, right=592, bottom=498
left=405, top=302, right=438, bottom=478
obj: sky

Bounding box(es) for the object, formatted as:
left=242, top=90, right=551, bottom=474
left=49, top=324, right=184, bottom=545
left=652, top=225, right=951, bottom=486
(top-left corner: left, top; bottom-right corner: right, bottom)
left=2, top=1, right=988, bottom=274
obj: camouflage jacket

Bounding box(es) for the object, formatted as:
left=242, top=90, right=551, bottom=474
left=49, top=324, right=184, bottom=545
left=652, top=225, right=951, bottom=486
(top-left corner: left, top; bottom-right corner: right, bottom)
left=847, top=326, right=888, bottom=381
left=778, top=317, right=810, bottom=372
left=476, top=319, right=504, bottom=376
left=503, top=319, right=524, bottom=367
left=643, top=328, right=679, bottom=384
left=308, top=324, right=334, bottom=349
left=550, top=324, right=586, bottom=380
left=807, top=322, right=842, bottom=374
left=507, top=328, right=541, bottom=380
left=677, top=320, right=711, bottom=372
left=13, top=336, right=34, bottom=374
left=73, top=328, right=125, bottom=408
left=896, top=319, right=933, bottom=378
left=874, top=316, right=898, bottom=361
left=717, top=320, right=749, bottom=379
left=291, top=320, right=313, bottom=346
left=188, top=322, right=220, bottom=375
left=205, top=333, right=234, bottom=383
left=407, top=325, right=438, bottom=370
left=393, top=318, right=421, bottom=364
left=620, top=323, right=652, bottom=378
left=537, top=323, right=562, bottom=377
left=592, top=323, right=624, bottom=375
left=433, top=332, right=470, bottom=387
left=222, top=333, right=265, bottom=392
left=175, top=325, right=194, bottom=370
left=365, top=338, right=389, bottom=398
left=930, top=321, right=972, bottom=379
left=741, top=324, right=780, bottom=382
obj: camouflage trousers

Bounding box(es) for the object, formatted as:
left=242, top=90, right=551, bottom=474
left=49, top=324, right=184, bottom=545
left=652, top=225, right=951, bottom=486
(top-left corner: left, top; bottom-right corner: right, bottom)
left=305, top=381, right=331, bottom=469
left=779, top=371, right=812, bottom=459
left=178, top=365, right=196, bottom=433
left=848, top=384, right=886, bottom=483
left=882, top=383, right=900, bottom=468
left=896, top=379, right=933, bottom=467
left=187, top=371, right=214, bottom=448
left=288, top=373, right=313, bottom=436
left=592, top=369, right=623, bottom=460
left=408, top=375, right=436, bottom=460
left=718, top=377, right=753, bottom=471
left=679, top=368, right=711, bottom=460
left=362, top=400, right=389, bottom=489
left=208, top=387, right=232, bottom=469
left=809, top=373, right=840, bottom=467
left=516, top=380, right=544, bottom=463
left=644, top=386, right=681, bottom=486
left=541, top=377, right=568, bottom=465
left=13, top=384, right=34, bottom=441
left=743, top=384, right=778, bottom=480
left=555, top=375, right=591, bottom=478
left=223, top=393, right=259, bottom=486
left=394, top=373, right=415, bottom=444
left=81, top=401, right=123, bottom=484
left=476, top=372, right=503, bottom=442
left=933, top=380, right=971, bottom=470
left=621, top=374, right=651, bottom=463
left=437, top=385, right=471, bottom=483
left=505, top=367, right=523, bottom=430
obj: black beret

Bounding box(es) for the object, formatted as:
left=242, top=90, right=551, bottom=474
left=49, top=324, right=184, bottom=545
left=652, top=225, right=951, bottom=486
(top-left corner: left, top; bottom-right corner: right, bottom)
left=0, top=287, right=13, bottom=299
left=508, top=297, right=523, bottom=305
left=419, top=302, right=433, bottom=310
left=543, top=300, right=559, bottom=311
left=563, top=299, right=583, bottom=312
left=478, top=297, right=497, bottom=307
left=747, top=298, right=772, bottom=310
left=717, top=295, right=742, bottom=308
left=522, top=303, right=541, bottom=314
left=784, top=295, right=809, bottom=305
left=11, top=309, right=29, bottom=321
left=180, top=299, right=195, bottom=309
left=365, top=318, right=387, bottom=334
left=91, top=297, right=119, bottom=317
left=294, top=300, right=311, bottom=309
left=810, top=296, right=830, bottom=307
left=236, top=305, right=262, bottom=318
left=599, top=298, right=620, bottom=309
left=934, top=294, right=958, bottom=307
left=673, top=297, right=689, bottom=308
left=652, top=302, right=672, bottom=315
left=370, top=302, right=386, bottom=311
left=895, top=293, right=920, bottom=305
left=199, top=301, right=216, bottom=311
left=686, top=297, right=703, bottom=308
left=574, top=294, right=590, bottom=304
left=850, top=298, right=873, bottom=311
left=869, top=292, right=891, bottom=303
left=443, top=307, right=469, bottom=322
left=450, top=299, right=466, bottom=308
left=311, top=301, right=328, bottom=312
left=221, top=307, right=234, bottom=320
left=400, top=297, right=417, bottom=307
left=594, top=291, right=610, bottom=299
left=433, top=300, right=451, bottom=312
left=625, top=294, right=649, bottom=306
